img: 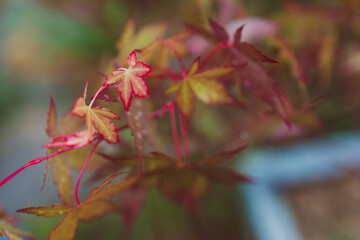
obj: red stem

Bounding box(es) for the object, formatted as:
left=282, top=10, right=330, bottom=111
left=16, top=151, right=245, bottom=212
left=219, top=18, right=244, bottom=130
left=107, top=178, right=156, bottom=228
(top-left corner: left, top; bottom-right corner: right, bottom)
left=168, top=104, right=183, bottom=167
left=179, top=112, right=190, bottom=164
left=0, top=147, right=73, bottom=188
left=89, top=85, right=105, bottom=108
left=145, top=104, right=172, bottom=120
left=75, top=140, right=101, bottom=205
left=199, top=41, right=229, bottom=69
left=163, top=40, right=187, bottom=76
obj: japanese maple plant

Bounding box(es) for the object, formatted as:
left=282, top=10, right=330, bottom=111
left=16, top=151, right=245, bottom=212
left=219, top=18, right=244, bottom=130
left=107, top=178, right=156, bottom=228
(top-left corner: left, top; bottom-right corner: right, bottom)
left=0, top=17, right=306, bottom=239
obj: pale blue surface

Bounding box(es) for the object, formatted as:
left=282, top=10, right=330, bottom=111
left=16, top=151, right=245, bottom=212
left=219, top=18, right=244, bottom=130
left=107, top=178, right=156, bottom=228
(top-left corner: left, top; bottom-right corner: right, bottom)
left=238, top=132, right=360, bottom=240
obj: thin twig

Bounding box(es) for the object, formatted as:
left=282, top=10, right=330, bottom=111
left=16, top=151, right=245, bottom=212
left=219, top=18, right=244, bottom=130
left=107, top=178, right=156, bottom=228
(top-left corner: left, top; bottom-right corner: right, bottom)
left=75, top=140, right=101, bottom=205
left=0, top=147, right=73, bottom=188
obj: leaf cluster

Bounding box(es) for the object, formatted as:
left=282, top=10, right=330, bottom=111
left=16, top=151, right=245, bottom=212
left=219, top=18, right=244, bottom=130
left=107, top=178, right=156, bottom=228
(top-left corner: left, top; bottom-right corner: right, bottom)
left=0, top=11, right=317, bottom=240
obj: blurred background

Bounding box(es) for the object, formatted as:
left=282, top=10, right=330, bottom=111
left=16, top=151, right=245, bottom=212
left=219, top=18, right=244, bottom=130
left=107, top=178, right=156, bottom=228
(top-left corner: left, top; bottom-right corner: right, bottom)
left=1, top=0, right=360, bottom=239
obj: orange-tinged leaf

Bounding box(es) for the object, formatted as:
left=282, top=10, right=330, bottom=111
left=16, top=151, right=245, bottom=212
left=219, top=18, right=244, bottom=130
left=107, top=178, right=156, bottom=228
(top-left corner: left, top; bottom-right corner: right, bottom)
left=105, top=71, right=126, bottom=85
left=82, top=80, right=88, bottom=100
left=46, top=97, right=57, bottom=138
left=191, top=66, right=235, bottom=79
left=90, top=110, right=119, bottom=143
left=69, top=83, right=120, bottom=144
left=166, top=58, right=236, bottom=117
left=48, top=201, right=115, bottom=240
left=55, top=112, right=85, bottom=137
left=90, top=176, right=139, bottom=202
left=165, top=81, right=182, bottom=94
left=76, top=201, right=115, bottom=221
left=237, top=42, right=279, bottom=63
left=116, top=19, right=167, bottom=61
left=117, top=73, right=133, bottom=110
left=86, top=108, right=95, bottom=139
left=71, top=98, right=88, bottom=117
left=87, top=172, right=125, bottom=201
left=188, top=57, right=200, bottom=76
left=72, top=82, right=89, bottom=117
left=130, top=72, right=149, bottom=98
left=132, top=23, right=167, bottom=51
left=48, top=211, right=78, bottom=240
left=138, top=30, right=191, bottom=67
left=166, top=30, right=191, bottom=56
left=189, top=78, right=234, bottom=104
left=105, top=51, right=151, bottom=111
left=117, top=18, right=135, bottom=56
left=176, top=80, right=195, bottom=117
left=17, top=204, right=72, bottom=217
left=51, top=151, right=75, bottom=206
left=92, top=107, right=120, bottom=119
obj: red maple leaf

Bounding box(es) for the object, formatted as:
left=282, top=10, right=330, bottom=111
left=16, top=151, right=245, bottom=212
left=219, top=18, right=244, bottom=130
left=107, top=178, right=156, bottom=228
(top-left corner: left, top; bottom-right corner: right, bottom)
left=104, top=51, right=151, bottom=111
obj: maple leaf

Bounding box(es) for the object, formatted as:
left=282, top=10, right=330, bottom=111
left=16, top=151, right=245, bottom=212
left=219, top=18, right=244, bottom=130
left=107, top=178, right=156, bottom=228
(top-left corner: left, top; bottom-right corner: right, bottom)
left=186, top=18, right=292, bottom=123
left=165, top=57, right=235, bottom=117
left=104, top=51, right=151, bottom=111
left=71, top=82, right=121, bottom=143
left=17, top=173, right=135, bottom=240
left=116, top=18, right=167, bottom=62
left=97, top=150, right=250, bottom=207
left=137, top=30, right=191, bottom=67
left=188, top=18, right=279, bottom=63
